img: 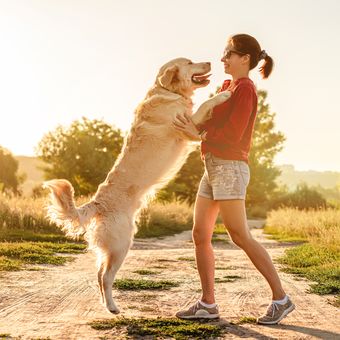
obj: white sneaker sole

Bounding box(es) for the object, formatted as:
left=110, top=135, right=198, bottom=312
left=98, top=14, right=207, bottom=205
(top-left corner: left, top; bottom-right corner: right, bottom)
left=257, top=303, right=295, bottom=325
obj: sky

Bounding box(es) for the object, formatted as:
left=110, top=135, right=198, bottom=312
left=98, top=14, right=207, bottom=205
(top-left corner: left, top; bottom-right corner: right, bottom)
left=0, top=0, right=339, bottom=172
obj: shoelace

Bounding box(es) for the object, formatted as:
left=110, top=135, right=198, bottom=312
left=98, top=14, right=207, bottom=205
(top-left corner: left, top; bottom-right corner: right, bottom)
left=267, top=302, right=280, bottom=317
left=191, top=300, right=203, bottom=314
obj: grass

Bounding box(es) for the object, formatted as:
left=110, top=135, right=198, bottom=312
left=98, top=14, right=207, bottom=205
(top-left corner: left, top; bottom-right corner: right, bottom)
left=132, top=269, right=158, bottom=275
left=213, top=223, right=227, bottom=235
left=212, top=224, right=230, bottom=244
left=0, top=235, right=86, bottom=271
left=157, top=258, right=177, bottom=262
left=264, top=226, right=308, bottom=243
left=135, top=200, right=193, bottom=238
left=0, top=194, right=57, bottom=233
left=333, top=296, right=340, bottom=307
left=278, top=243, right=340, bottom=295
left=0, top=229, right=70, bottom=243
left=215, top=275, right=242, bottom=283
left=0, top=193, right=87, bottom=271
left=113, top=278, right=180, bottom=290
left=0, top=257, right=22, bottom=271
left=89, top=316, right=223, bottom=339
left=0, top=192, right=88, bottom=238
left=135, top=293, right=159, bottom=301
left=265, top=207, right=340, bottom=304
left=212, top=235, right=229, bottom=244
left=231, top=316, right=257, bottom=324
left=0, top=241, right=86, bottom=270
left=215, top=266, right=236, bottom=270
left=265, top=207, right=340, bottom=245
left=177, top=256, right=195, bottom=262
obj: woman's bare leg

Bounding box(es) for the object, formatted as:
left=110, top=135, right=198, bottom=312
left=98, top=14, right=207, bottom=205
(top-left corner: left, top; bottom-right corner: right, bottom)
left=192, top=195, right=220, bottom=304
left=218, top=199, right=286, bottom=300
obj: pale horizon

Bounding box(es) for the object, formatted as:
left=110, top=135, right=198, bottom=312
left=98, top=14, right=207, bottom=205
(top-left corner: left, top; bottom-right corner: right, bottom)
left=1, top=0, right=339, bottom=172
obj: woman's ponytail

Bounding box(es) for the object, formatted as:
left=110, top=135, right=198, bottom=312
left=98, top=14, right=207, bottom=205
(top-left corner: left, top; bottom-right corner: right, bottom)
left=259, top=53, right=274, bottom=79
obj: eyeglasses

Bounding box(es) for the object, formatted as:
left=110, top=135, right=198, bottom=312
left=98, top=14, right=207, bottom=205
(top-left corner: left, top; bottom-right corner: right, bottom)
left=222, top=49, right=249, bottom=59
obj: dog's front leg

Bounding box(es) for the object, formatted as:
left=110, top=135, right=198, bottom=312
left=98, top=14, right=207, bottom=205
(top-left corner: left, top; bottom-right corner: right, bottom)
left=191, top=90, right=232, bottom=126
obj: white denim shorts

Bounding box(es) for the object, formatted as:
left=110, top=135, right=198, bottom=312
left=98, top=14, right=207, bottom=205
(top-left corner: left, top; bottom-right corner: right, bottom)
left=197, top=152, right=250, bottom=200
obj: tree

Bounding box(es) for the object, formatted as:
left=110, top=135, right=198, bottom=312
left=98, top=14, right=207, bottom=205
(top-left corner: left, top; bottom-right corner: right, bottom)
left=36, top=117, right=124, bottom=195
left=157, top=146, right=204, bottom=205
left=0, top=146, right=21, bottom=194
left=272, top=182, right=328, bottom=210
left=247, top=90, right=286, bottom=209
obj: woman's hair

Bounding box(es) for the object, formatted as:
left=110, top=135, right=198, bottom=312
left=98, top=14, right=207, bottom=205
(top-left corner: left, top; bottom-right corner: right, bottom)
left=229, top=34, right=274, bottom=79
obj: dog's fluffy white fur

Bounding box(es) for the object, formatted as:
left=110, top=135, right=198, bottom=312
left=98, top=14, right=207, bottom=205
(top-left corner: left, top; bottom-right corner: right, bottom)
left=44, top=57, right=231, bottom=313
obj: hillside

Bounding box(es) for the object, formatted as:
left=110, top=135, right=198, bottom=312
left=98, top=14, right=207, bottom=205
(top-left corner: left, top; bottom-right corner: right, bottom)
left=277, top=164, right=340, bottom=190
left=16, top=156, right=46, bottom=196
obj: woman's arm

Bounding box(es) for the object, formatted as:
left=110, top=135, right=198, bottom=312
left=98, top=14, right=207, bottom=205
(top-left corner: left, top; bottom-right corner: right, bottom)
left=205, top=85, right=255, bottom=145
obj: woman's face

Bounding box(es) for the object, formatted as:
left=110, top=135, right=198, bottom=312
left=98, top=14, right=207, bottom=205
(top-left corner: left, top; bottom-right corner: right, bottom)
left=221, top=43, right=249, bottom=75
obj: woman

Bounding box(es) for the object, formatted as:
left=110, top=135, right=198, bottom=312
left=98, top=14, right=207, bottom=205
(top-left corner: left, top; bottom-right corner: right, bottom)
left=172, top=33, right=295, bottom=325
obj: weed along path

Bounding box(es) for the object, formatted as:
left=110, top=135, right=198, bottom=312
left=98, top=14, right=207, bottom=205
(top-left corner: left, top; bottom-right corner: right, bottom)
left=0, top=219, right=339, bottom=339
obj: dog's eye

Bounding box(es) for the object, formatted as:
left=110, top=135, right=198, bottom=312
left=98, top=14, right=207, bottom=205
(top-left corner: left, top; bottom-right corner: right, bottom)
left=188, top=61, right=193, bottom=65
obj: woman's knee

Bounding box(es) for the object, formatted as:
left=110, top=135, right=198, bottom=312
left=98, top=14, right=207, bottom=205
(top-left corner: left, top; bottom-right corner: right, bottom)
left=192, top=225, right=212, bottom=246
left=228, top=230, right=253, bottom=248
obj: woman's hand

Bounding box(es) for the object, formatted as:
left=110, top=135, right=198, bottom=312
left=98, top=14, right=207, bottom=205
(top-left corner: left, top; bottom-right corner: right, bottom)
left=172, top=112, right=202, bottom=141
left=200, top=131, right=207, bottom=141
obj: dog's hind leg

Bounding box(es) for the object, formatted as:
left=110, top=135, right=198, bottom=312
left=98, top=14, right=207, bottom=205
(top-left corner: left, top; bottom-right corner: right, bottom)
left=97, top=261, right=105, bottom=304
left=100, top=243, right=131, bottom=314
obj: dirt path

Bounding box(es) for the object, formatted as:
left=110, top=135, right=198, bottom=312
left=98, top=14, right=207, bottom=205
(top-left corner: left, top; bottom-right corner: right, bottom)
left=0, top=219, right=339, bottom=339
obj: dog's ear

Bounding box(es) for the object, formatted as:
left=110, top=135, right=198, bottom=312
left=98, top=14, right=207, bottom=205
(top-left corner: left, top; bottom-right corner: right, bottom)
left=158, top=65, right=178, bottom=88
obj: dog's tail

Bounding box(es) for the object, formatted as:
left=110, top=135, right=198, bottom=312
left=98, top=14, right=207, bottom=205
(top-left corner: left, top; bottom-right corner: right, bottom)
left=43, top=179, right=97, bottom=238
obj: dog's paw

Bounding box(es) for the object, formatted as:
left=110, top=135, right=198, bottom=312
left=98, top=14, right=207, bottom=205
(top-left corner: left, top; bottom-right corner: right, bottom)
left=106, top=303, right=120, bottom=314
left=214, top=90, right=232, bottom=103
left=220, top=90, right=232, bottom=98
left=108, top=307, right=120, bottom=314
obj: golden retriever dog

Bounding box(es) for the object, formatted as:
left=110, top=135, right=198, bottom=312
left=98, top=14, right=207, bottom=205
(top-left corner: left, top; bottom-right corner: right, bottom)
left=43, top=58, right=231, bottom=313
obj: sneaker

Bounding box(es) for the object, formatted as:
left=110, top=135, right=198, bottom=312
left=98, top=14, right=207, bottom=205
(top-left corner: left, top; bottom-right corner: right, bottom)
left=176, top=300, right=220, bottom=319
left=257, top=296, right=295, bottom=325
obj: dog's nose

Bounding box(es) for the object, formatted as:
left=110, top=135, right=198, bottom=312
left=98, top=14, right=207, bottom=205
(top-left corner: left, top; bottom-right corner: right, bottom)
left=205, top=62, right=211, bottom=66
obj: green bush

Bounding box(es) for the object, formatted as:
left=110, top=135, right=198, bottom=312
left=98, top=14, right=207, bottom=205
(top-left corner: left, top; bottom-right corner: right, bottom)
left=271, top=183, right=328, bottom=211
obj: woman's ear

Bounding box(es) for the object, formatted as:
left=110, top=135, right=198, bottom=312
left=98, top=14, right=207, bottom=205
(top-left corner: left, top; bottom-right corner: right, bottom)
left=158, top=65, right=178, bottom=88
left=241, top=54, right=251, bottom=65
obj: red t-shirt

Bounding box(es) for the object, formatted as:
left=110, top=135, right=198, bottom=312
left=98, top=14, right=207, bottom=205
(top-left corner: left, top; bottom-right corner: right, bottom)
left=199, top=77, right=258, bottom=164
